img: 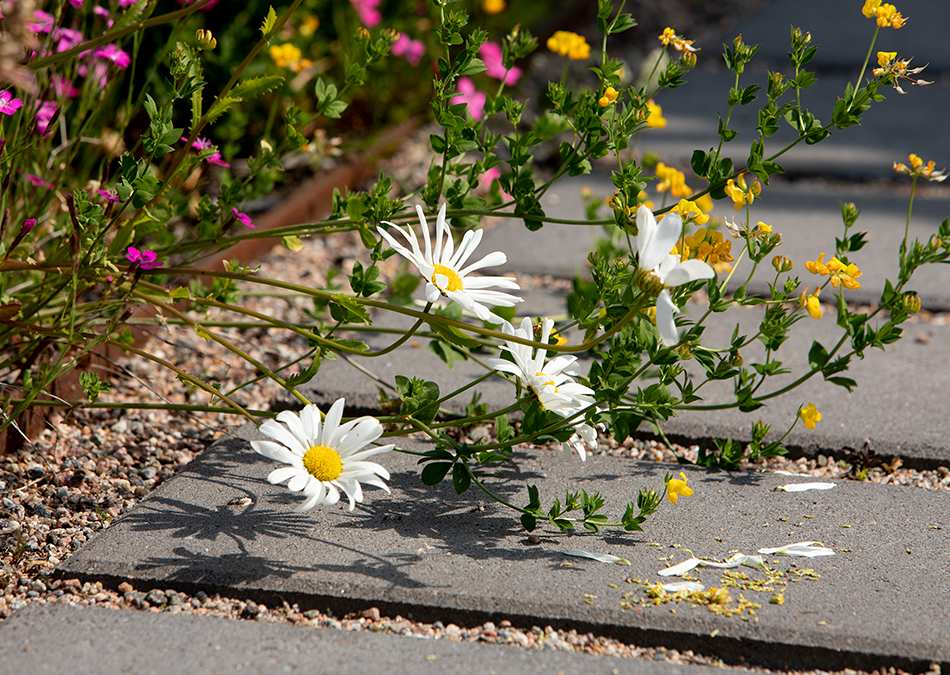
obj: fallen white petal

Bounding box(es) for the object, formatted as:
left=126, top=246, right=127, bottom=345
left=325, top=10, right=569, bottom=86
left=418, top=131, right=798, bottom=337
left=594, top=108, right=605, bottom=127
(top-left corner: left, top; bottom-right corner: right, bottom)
left=776, top=482, right=836, bottom=492
left=772, top=470, right=812, bottom=477
left=661, top=581, right=704, bottom=593
left=564, top=550, right=630, bottom=565
left=658, top=553, right=766, bottom=577
left=657, top=558, right=701, bottom=576
left=758, top=541, right=835, bottom=557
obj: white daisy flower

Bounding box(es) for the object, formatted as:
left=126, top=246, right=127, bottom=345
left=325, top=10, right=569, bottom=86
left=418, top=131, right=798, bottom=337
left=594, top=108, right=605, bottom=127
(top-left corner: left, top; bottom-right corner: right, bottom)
left=487, top=317, right=602, bottom=461
left=251, top=398, right=393, bottom=512
left=377, top=203, right=522, bottom=321
left=635, top=204, right=715, bottom=346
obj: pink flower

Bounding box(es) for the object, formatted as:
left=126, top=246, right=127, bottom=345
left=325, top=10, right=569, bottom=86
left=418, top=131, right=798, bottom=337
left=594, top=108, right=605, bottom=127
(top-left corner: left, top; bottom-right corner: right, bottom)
left=24, top=174, right=54, bottom=190
left=51, top=77, right=80, bottom=98
left=93, top=6, right=110, bottom=18
left=118, top=0, right=138, bottom=6
left=126, top=247, right=163, bottom=269
left=350, top=0, right=381, bottom=27
left=69, top=0, right=84, bottom=8
left=28, top=10, right=55, bottom=33
left=392, top=33, right=425, bottom=66
left=98, top=189, right=122, bottom=203
left=479, top=42, right=521, bottom=86
left=21, top=218, right=37, bottom=235
left=480, top=167, right=512, bottom=199
left=94, top=44, right=131, bottom=69
left=232, top=208, right=254, bottom=228
left=35, top=101, right=58, bottom=136
left=451, top=77, right=486, bottom=121
left=207, top=153, right=230, bottom=167
left=0, top=91, right=23, bottom=116
left=182, top=136, right=230, bottom=167
left=55, top=28, right=84, bottom=53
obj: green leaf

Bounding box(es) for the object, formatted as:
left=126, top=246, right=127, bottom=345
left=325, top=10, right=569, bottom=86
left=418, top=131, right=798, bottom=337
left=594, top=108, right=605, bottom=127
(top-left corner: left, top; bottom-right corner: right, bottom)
left=230, top=75, right=285, bottom=100
left=428, top=320, right=481, bottom=349
left=421, top=462, right=452, bottom=486
left=808, top=341, right=829, bottom=370
left=328, top=294, right=370, bottom=324
left=828, top=376, right=857, bottom=392
left=282, top=235, right=304, bottom=252
left=452, top=463, right=471, bottom=495
left=395, top=375, right=441, bottom=424
left=520, top=514, right=537, bottom=532
left=284, top=353, right=322, bottom=386
left=261, top=6, right=278, bottom=37
left=204, top=97, right=239, bottom=126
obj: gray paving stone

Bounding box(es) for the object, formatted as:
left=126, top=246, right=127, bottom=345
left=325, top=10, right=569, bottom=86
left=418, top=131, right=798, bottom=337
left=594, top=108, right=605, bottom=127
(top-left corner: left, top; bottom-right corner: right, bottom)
left=61, top=432, right=950, bottom=671
left=0, top=603, right=707, bottom=675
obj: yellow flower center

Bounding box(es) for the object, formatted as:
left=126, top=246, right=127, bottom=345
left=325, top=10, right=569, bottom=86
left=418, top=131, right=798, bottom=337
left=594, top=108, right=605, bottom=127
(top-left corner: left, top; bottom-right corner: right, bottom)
left=302, top=445, right=342, bottom=481
left=432, top=264, right=464, bottom=293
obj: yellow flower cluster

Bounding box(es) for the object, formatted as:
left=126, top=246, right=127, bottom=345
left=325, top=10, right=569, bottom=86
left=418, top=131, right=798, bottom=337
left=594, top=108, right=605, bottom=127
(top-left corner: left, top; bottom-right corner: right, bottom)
left=799, top=402, right=822, bottom=429
left=805, top=253, right=863, bottom=290
left=547, top=31, right=590, bottom=60
left=893, top=153, right=947, bottom=182
left=873, top=52, right=931, bottom=94
left=269, top=43, right=312, bottom=73
left=671, top=197, right=709, bottom=226
left=658, top=27, right=698, bottom=53
left=646, top=99, right=666, bottom=128
left=799, top=287, right=822, bottom=319
left=482, top=0, right=506, bottom=14
left=599, top=86, right=618, bottom=107
left=862, top=0, right=906, bottom=28
left=724, top=173, right=761, bottom=210
left=655, top=163, right=692, bottom=198
left=299, top=16, right=320, bottom=37
left=682, top=227, right=733, bottom=265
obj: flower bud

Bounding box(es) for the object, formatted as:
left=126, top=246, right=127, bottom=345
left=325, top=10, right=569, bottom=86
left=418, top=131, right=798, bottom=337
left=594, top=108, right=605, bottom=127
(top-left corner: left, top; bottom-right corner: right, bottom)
left=729, top=350, right=743, bottom=367
left=679, top=51, right=697, bottom=69
left=675, top=343, right=692, bottom=360
left=195, top=29, right=217, bottom=51
left=771, top=255, right=793, bottom=273
left=901, top=293, right=921, bottom=314
left=356, top=27, right=371, bottom=42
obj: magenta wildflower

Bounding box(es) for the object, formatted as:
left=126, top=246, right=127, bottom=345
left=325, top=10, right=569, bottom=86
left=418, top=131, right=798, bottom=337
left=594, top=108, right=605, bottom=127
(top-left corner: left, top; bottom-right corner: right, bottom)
left=392, top=33, right=425, bottom=66
left=35, top=101, right=58, bottom=136
left=51, top=77, right=80, bottom=98
left=0, top=91, right=23, bottom=116
left=232, top=208, right=254, bottom=228
left=93, top=5, right=110, bottom=18
left=24, top=174, right=54, bottom=190
left=98, top=189, right=122, bottom=203
left=451, top=77, right=486, bottom=120
left=118, top=0, right=139, bottom=5
left=176, top=0, right=219, bottom=7
left=479, top=42, right=521, bottom=86
left=28, top=10, right=55, bottom=33
left=55, top=28, right=84, bottom=53
left=94, top=44, right=131, bottom=69
left=21, top=218, right=37, bottom=235
left=182, top=136, right=230, bottom=167
left=69, top=0, right=84, bottom=7
left=126, top=247, right=163, bottom=269
left=207, top=153, right=230, bottom=167
left=350, top=0, right=381, bottom=27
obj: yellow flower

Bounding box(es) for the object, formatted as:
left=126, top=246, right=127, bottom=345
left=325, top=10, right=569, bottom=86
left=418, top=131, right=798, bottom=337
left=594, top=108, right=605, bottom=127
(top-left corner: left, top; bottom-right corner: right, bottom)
left=873, top=54, right=931, bottom=94
left=269, top=43, right=302, bottom=68
left=482, top=0, right=506, bottom=14
left=666, top=472, right=693, bottom=504
left=756, top=221, right=772, bottom=235
left=694, top=193, right=713, bottom=213
left=655, top=163, right=692, bottom=198
left=723, top=173, right=761, bottom=211
left=670, top=198, right=709, bottom=226
left=799, top=287, right=822, bottom=319
left=799, top=402, right=822, bottom=430
left=877, top=51, right=897, bottom=67
left=299, top=16, right=320, bottom=37
left=893, top=154, right=947, bottom=182
left=658, top=27, right=698, bottom=53
left=683, top=227, right=733, bottom=264
left=547, top=31, right=590, bottom=60
left=599, top=86, right=619, bottom=107
left=646, top=99, right=667, bottom=128
left=862, top=0, right=906, bottom=28
left=806, top=253, right=862, bottom=289
left=805, top=252, right=830, bottom=276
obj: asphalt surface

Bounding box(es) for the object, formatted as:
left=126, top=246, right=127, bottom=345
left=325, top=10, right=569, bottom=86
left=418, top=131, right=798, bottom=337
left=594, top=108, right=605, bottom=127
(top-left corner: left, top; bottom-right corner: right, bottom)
left=61, top=432, right=950, bottom=672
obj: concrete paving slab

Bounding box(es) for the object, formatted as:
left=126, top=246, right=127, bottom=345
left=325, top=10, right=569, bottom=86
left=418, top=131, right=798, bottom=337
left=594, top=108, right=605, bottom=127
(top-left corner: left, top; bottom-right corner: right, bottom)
left=0, top=603, right=708, bottom=675
left=61, top=432, right=950, bottom=672
left=482, top=172, right=950, bottom=311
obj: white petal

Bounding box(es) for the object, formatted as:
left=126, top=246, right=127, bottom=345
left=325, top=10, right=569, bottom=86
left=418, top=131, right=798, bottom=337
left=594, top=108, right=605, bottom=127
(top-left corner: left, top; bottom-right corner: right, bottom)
left=434, top=203, right=449, bottom=264
left=662, top=581, right=704, bottom=593
left=701, top=553, right=765, bottom=569
left=267, top=466, right=300, bottom=485
left=276, top=409, right=308, bottom=447
left=287, top=471, right=311, bottom=493
left=776, top=482, right=836, bottom=492
left=451, top=228, right=485, bottom=269
left=639, top=207, right=681, bottom=272
left=447, top=229, right=478, bottom=269
left=564, top=550, right=630, bottom=565
left=458, top=250, right=506, bottom=277
left=251, top=440, right=299, bottom=466
left=336, top=419, right=384, bottom=457
left=656, top=290, right=681, bottom=347
left=299, top=404, right=322, bottom=445
left=295, top=490, right=323, bottom=512
left=758, top=542, right=835, bottom=557
left=258, top=419, right=308, bottom=456
left=662, top=259, right=716, bottom=287
left=424, top=283, right=442, bottom=303
left=324, top=482, right=341, bottom=506
left=321, top=397, right=346, bottom=447
left=417, top=205, right=433, bottom=265
left=657, top=558, right=700, bottom=576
